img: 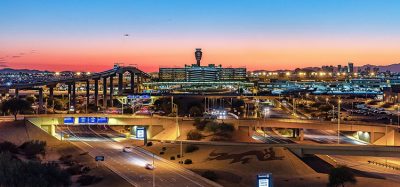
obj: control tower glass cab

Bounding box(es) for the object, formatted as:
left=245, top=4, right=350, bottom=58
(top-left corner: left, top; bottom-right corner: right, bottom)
left=195, top=48, right=202, bottom=66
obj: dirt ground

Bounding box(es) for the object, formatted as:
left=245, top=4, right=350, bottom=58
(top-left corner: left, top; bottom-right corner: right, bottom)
left=130, top=140, right=400, bottom=187
left=0, top=120, right=131, bottom=187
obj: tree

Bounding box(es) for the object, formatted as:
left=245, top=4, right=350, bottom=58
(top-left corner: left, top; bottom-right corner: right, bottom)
left=328, top=165, right=357, bottom=187
left=1, top=98, right=33, bottom=120
left=25, top=95, right=36, bottom=104
left=0, top=152, right=71, bottom=187
left=205, top=121, right=219, bottom=132
left=187, top=130, right=203, bottom=140
left=189, top=106, right=202, bottom=117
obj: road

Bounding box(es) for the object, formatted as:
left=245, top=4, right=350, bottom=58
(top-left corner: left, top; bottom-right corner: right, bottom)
left=56, top=125, right=218, bottom=187
left=303, top=129, right=367, bottom=145
left=302, top=129, right=400, bottom=182
left=252, top=127, right=294, bottom=144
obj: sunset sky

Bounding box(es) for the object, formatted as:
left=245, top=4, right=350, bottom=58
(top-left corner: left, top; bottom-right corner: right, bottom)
left=1, top=0, right=400, bottom=72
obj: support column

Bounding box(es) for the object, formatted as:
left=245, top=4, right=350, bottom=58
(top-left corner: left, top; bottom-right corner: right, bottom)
left=109, top=76, right=114, bottom=107
left=15, top=88, right=19, bottom=99
left=67, top=83, right=72, bottom=110
left=94, top=79, right=99, bottom=108
left=49, top=86, right=54, bottom=101
left=86, top=80, right=90, bottom=107
left=130, top=73, right=135, bottom=94
left=38, top=88, right=43, bottom=114
left=118, top=73, right=123, bottom=95
left=72, top=82, right=76, bottom=113
left=103, top=77, right=107, bottom=108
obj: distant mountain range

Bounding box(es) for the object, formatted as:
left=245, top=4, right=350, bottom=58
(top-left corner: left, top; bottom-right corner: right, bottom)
left=254, top=63, right=400, bottom=73
left=358, top=63, right=400, bottom=72
left=0, top=68, right=51, bottom=74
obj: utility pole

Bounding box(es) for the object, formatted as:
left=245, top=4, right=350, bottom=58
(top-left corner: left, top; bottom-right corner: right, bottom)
left=152, top=153, right=155, bottom=187
left=337, top=97, right=341, bottom=144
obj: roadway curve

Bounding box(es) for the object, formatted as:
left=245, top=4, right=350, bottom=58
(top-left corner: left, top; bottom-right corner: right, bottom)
left=56, top=125, right=219, bottom=187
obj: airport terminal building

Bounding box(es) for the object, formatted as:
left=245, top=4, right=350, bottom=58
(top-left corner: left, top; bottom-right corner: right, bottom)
left=145, top=48, right=252, bottom=94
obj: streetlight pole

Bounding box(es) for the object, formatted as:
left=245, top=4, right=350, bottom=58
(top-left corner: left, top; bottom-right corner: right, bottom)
left=337, top=97, right=341, bottom=144
left=152, top=153, right=155, bottom=187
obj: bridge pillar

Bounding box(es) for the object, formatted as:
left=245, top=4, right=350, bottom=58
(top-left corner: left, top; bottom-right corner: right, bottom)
left=49, top=86, right=54, bottom=101
left=15, top=88, right=19, bottom=98
left=67, top=83, right=72, bottom=112
left=103, top=77, right=107, bottom=108
left=86, top=80, right=90, bottom=111
left=38, top=88, right=43, bottom=114
left=94, top=78, right=99, bottom=109
left=109, top=75, right=114, bottom=107
left=299, top=129, right=304, bottom=141
left=118, top=73, right=123, bottom=95
left=72, top=82, right=76, bottom=113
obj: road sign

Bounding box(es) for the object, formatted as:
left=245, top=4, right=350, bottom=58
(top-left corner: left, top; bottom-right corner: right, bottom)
left=136, top=127, right=145, bottom=139
left=88, top=117, right=98, bottom=124
left=97, top=117, right=108, bottom=124
left=64, top=117, right=74, bottom=125
left=257, top=173, right=272, bottom=187
left=78, top=117, right=88, bottom=124
left=95, top=156, right=105, bottom=161
left=136, top=127, right=147, bottom=145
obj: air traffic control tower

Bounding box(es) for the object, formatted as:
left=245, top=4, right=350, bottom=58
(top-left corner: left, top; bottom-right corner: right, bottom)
left=195, top=48, right=202, bottom=66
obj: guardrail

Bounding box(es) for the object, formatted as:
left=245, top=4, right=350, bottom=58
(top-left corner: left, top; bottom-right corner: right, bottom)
left=368, top=160, right=400, bottom=170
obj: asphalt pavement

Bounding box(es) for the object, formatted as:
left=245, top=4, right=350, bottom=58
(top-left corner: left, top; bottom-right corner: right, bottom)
left=56, top=125, right=219, bottom=187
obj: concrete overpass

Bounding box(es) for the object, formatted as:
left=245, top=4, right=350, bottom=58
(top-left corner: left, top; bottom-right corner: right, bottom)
left=161, top=140, right=400, bottom=158
left=0, top=66, right=151, bottom=113
left=25, top=114, right=400, bottom=144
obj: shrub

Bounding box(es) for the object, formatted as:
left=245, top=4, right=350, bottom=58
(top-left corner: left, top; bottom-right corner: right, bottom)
left=66, top=164, right=83, bottom=175
left=0, top=141, right=18, bottom=154
left=185, top=145, right=199, bottom=153
left=187, top=130, right=203, bottom=140
left=184, top=159, right=193, bottom=164
left=202, top=170, right=218, bottom=181
left=219, top=123, right=234, bottom=132
left=77, top=175, right=102, bottom=186
left=194, top=118, right=209, bottom=131
left=146, top=142, right=153, bottom=146
left=19, top=140, right=46, bottom=157
left=82, top=166, right=91, bottom=174
left=205, top=121, right=219, bottom=132
left=170, top=156, right=175, bottom=160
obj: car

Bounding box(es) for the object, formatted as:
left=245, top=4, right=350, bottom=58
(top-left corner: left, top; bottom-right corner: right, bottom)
left=123, top=147, right=133, bottom=153
left=145, top=163, right=155, bottom=170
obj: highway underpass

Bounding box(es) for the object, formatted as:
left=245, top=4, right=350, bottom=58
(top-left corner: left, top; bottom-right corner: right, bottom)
left=26, top=114, right=400, bottom=145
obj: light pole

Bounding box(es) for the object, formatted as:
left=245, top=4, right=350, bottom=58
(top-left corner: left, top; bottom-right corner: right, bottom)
left=152, top=153, right=155, bottom=187
left=397, top=104, right=399, bottom=127
left=337, top=97, right=341, bottom=144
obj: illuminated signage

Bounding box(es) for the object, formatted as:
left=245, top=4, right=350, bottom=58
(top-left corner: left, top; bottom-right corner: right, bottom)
left=257, top=174, right=272, bottom=187
left=88, top=117, right=98, bottom=124
left=127, top=95, right=150, bottom=99
left=97, top=117, right=108, bottom=124
left=136, top=127, right=146, bottom=139
left=64, top=117, right=74, bottom=124
left=78, top=117, right=88, bottom=124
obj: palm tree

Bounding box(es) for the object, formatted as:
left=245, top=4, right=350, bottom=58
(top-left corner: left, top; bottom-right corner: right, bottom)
left=328, top=165, right=357, bottom=187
